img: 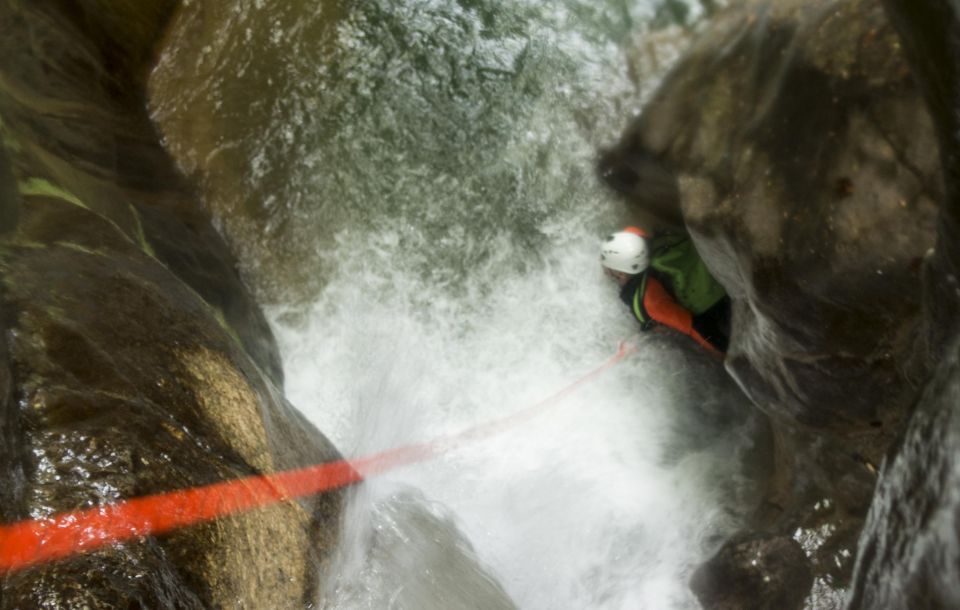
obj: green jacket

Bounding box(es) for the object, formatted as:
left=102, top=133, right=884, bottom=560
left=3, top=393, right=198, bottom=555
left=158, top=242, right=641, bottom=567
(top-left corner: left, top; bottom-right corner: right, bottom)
left=630, top=233, right=726, bottom=325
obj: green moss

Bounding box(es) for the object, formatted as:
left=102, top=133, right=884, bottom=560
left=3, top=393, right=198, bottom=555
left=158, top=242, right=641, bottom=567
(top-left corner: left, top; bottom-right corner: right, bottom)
left=18, top=178, right=88, bottom=209
left=128, top=203, right=157, bottom=257
left=0, top=114, right=22, bottom=154
left=211, top=306, right=245, bottom=350
left=15, top=179, right=164, bottom=259
left=5, top=241, right=48, bottom=251
left=59, top=242, right=106, bottom=256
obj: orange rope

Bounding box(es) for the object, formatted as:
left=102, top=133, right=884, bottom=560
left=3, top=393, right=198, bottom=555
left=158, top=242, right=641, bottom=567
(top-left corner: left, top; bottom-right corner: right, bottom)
left=0, top=341, right=636, bottom=574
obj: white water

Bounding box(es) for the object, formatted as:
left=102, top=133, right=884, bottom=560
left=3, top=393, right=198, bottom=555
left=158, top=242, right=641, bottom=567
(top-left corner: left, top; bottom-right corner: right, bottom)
left=270, top=212, right=758, bottom=609
left=258, top=2, right=759, bottom=607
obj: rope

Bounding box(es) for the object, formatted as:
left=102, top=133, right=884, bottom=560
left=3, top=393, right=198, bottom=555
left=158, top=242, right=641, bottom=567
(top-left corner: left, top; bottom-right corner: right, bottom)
left=0, top=340, right=636, bottom=574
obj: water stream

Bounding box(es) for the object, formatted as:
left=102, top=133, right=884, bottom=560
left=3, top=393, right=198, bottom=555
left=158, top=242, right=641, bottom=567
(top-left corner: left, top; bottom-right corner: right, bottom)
left=148, top=0, right=761, bottom=607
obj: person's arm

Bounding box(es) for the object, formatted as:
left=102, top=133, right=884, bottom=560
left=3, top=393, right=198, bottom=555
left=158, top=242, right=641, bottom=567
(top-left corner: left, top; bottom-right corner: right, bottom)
left=643, top=277, right=721, bottom=354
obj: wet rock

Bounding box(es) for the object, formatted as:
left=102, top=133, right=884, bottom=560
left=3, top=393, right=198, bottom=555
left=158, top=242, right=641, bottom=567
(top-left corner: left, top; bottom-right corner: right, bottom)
left=690, top=533, right=813, bottom=610
left=1, top=205, right=342, bottom=609
left=327, top=489, right=518, bottom=610
left=146, top=1, right=350, bottom=304
left=0, top=1, right=344, bottom=608
left=0, top=0, right=283, bottom=386
left=847, top=337, right=960, bottom=609
left=878, top=0, right=960, bottom=351
left=847, top=0, right=960, bottom=607
left=753, top=424, right=875, bottom=590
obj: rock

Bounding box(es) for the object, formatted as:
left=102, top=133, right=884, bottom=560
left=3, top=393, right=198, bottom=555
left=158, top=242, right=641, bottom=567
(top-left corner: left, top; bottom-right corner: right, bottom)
left=690, top=534, right=813, bottom=610
left=879, top=0, right=960, bottom=346
left=1, top=192, right=342, bottom=609
left=146, top=1, right=349, bottom=304
left=0, top=1, right=344, bottom=607
left=847, top=0, right=960, bottom=607
left=328, top=490, right=519, bottom=610
left=0, top=0, right=284, bottom=386
left=847, top=338, right=960, bottom=608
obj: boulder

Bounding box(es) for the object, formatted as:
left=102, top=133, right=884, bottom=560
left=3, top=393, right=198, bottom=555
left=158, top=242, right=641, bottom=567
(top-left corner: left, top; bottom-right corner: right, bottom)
left=690, top=533, right=813, bottom=610
left=0, top=1, right=344, bottom=607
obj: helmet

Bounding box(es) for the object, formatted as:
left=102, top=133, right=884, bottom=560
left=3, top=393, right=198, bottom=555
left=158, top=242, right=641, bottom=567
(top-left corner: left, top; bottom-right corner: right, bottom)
left=600, top=230, right=649, bottom=274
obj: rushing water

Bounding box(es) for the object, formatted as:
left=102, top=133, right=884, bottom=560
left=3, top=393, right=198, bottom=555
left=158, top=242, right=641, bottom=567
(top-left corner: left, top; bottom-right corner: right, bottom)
left=149, top=0, right=762, bottom=607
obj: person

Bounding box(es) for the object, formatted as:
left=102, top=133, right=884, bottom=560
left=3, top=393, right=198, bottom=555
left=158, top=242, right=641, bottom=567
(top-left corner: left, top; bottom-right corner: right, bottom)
left=600, top=226, right=731, bottom=354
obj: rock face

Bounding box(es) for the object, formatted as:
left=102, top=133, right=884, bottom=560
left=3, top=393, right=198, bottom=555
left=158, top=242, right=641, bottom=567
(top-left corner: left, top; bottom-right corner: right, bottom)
left=847, top=340, right=960, bottom=609
left=0, top=2, right=343, bottom=608
left=847, top=0, right=960, bottom=607
left=598, top=0, right=946, bottom=602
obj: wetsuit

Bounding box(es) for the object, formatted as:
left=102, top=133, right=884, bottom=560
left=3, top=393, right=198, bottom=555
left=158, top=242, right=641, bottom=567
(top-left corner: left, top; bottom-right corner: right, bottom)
left=619, top=234, right=731, bottom=353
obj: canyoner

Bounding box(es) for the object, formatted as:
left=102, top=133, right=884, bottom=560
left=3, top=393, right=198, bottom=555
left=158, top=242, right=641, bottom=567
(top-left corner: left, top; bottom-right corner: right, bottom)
left=600, top=226, right=731, bottom=355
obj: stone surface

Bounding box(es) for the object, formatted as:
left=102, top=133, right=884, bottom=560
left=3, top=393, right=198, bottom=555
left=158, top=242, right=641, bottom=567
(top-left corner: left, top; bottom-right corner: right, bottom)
left=0, top=0, right=284, bottom=386
left=147, top=1, right=348, bottom=305
left=847, top=337, right=960, bottom=609
left=0, top=1, right=344, bottom=607
left=847, top=0, right=960, bottom=607
left=690, top=533, right=813, bottom=610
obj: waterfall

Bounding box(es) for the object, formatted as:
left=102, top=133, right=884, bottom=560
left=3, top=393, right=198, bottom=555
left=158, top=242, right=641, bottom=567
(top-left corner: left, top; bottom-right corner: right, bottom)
left=149, top=0, right=758, bottom=607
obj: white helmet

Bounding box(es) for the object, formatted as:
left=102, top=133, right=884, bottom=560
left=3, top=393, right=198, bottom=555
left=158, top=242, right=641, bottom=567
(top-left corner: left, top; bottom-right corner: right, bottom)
left=600, top=231, right=649, bottom=274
